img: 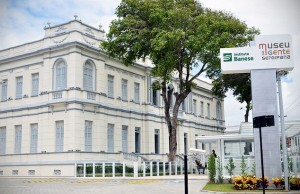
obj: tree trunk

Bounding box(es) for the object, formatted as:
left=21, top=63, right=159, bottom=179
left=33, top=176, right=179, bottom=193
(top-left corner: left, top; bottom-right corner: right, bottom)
left=244, top=102, right=250, bottom=122
left=161, top=82, right=188, bottom=161
left=168, top=98, right=181, bottom=161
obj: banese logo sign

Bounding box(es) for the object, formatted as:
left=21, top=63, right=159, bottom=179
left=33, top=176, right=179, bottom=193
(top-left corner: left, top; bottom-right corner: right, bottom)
left=223, top=52, right=254, bottom=62
left=221, top=34, right=294, bottom=74
left=223, top=53, right=232, bottom=62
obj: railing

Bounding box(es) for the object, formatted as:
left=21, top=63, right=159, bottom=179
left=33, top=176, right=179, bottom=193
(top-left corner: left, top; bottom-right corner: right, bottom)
left=75, top=161, right=183, bottom=178
left=52, top=91, right=62, bottom=99
left=87, top=91, right=96, bottom=100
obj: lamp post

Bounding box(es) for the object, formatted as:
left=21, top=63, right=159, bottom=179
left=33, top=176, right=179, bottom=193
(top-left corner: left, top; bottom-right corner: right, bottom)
left=277, top=70, right=289, bottom=191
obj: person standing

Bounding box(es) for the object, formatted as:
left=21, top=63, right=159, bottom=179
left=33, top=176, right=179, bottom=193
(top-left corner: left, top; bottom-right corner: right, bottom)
left=212, top=149, right=217, bottom=158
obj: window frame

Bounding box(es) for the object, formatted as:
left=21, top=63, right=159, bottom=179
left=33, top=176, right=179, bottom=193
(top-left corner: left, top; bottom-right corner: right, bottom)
left=53, top=59, right=67, bottom=91
left=107, top=75, right=114, bottom=98
left=85, top=121, right=93, bottom=151
left=30, top=124, right=38, bottom=153
left=31, top=73, right=39, bottom=96
left=15, top=76, right=23, bottom=99
left=83, top=61, right=95, bottom=91
left=1, top=80, right=8, bottom=101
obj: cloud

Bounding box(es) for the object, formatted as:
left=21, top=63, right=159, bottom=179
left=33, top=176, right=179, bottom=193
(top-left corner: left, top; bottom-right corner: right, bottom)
left=202, top=0, right=300, bottom=126
left=0, top=0, right=121, bottom=50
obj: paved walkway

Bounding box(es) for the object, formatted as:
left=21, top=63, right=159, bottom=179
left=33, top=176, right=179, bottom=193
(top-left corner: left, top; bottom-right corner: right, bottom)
left=0, top=175, right=209, bottom=194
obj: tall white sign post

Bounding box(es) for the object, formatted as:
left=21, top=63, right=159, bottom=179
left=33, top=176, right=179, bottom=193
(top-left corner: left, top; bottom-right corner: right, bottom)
left=221, top=34, right=293, bottom=190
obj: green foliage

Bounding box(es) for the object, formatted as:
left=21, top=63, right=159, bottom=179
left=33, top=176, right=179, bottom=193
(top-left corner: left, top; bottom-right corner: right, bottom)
left=102, top=0, right=259, bottom=160
left=208, top=154, right=216, bottom=183
left=216, top=156, right=224, bottom=183
left=203, top=183, right=235, bottom=192
left=233, top=175, right=258, bottom=190
left=250, top=161, right=256, bottom=175
left=240, top=156, right=248, bottom=176
left=212, top=73, right=253, bottom=122
left=224, top=157, right=235, bottom=183
left=151, top=80, right=161, bottom=90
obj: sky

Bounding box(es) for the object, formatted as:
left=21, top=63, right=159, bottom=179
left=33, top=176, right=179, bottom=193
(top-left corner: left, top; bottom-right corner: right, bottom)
left=0, top=0, right=299, bottom=126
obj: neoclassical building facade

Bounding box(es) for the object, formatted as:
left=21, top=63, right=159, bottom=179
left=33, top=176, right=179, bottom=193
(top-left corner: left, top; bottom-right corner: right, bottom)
left=0, top=20, right=225, bottom=177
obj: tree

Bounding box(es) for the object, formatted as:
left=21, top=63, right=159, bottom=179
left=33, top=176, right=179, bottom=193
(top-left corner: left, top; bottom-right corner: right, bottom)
left=225, top=157, right=236, bottom=183
left=101, top=0, right=258, bottom=161
left=212, top=73, right=252, bottom=122
left=216, top=156, right=224, bottom=183
left=208, top=154, right=216, bottom=183
left=240, top=155, right=249, bottom=176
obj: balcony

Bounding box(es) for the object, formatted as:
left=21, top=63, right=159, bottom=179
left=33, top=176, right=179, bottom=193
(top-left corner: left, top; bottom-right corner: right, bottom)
left=87, top=91, right=96, bottom=100
left=52, top=91, right=62, bottom=99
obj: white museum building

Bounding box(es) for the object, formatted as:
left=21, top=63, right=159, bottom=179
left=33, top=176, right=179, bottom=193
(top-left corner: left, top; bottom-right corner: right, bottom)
left=0, top=19, right=225, bottom=177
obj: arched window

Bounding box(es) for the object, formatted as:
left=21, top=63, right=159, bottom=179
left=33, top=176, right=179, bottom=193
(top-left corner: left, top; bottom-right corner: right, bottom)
left=83, top=60, right=95, bottom=91
left=53, top=59, right=67, bottom=90
left=216, top=101, right=222, bottom=120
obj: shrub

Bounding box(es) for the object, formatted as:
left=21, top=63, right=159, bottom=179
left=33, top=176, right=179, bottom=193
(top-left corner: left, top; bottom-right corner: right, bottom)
left=233, top=175, right=257, bottom=190
left=250, top=161, right=255, bottom=175
left=290, top=177, right=300, bottom=190
left=272, top=177, right=281, bottom=188
left=216, top=156, right=224, bottom=183
left=208, top=154, right=216, bottom=183
left=224, top=157, right=235, bottom=183
left=257, top=176, right=269, bottom=189
left=240, top=156, right=248, bottom=176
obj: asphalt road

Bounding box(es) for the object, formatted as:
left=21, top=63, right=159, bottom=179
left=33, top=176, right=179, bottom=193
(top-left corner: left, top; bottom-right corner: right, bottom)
left=0, top=177, right=209, bottom=194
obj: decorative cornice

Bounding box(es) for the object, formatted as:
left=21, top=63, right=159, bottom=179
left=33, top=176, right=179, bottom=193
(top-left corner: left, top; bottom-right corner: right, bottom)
left=105, top=64, right=145, bottom=80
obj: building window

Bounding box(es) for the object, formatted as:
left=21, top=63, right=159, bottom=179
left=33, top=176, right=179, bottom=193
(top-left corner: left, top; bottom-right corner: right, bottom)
left=31, top=73, right=39, bottom=96
left=193, top=99, right=197, bottom=115
left=15, top=125, right=22, bottom=154
left=216, top=101, right=222, bottom=120
left=0, top=127, right=6, bottom=155
left=15, top=76, right=23, bottom=99
left=0, top=170, right=3, bottom=175
left=107, top=124, right=114, bottom=152
left=154, top=129, right=160, bottom=154
left=83, top=61, right=94, bottom=91
left=135, top=127, right=141, bottom=153
left=12, top=170, right=18, bottom=175
left=180, top=99, right=185, bottom=111
left=121, top=79, right=128, bottom=101
left=134, top=82, right=140, bottom=103
left=224, top=140, right=254, bottom=157
left=207, top=103, right=210, bottom=118
left=28, top=170, right=35, bottom=175
left=152, top=89, right=159, bottom=106
left=200, top=101, right=204, bottom=116
left=54, top=59, right=67, bottom=90
left=55, top=121, right=64, bottom=152
left=122, top=125, right=128, bottom=152
left=30, top=124, right=38, bottom=153
left=107, top=75, right=114, bottom=98
left=1, top=80, right=7, bottom=101
left=85, top=121, right=92, bottom=152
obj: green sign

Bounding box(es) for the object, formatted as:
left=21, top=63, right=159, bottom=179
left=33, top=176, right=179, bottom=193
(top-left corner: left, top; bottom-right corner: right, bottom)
left=223, top=53, right=232, bottom=62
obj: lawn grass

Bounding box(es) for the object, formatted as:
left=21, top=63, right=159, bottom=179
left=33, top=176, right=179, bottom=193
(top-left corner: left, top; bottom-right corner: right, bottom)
left=203, top=183, right=288, bottom=192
